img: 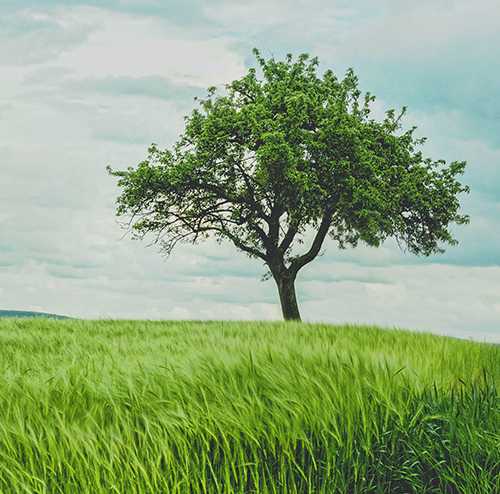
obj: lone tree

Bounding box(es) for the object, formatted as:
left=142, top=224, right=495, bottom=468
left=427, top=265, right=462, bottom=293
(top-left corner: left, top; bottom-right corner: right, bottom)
left=108, top=49, right=469, bottom=321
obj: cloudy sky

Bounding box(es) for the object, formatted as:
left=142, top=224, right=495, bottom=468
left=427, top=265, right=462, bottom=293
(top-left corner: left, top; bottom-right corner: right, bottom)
left=1, top=0, right=499, bottom=341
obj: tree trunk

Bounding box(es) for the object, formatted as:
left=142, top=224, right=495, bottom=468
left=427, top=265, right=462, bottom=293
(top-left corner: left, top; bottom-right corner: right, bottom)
left=274, top=270, right=301, bottom=321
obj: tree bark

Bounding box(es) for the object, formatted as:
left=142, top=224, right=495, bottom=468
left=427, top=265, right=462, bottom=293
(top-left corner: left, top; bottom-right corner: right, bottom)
left=272, top=268, right=301, bottom=321
left=266, top=210, right=333, bottom=322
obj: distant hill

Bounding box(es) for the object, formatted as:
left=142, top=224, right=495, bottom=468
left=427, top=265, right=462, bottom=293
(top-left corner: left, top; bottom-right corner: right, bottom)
left=0, top=310, right=71, bottom=320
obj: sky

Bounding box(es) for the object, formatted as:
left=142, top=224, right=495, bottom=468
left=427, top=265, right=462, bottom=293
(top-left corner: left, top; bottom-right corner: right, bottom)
left=0, top=0, right=499, bottom=341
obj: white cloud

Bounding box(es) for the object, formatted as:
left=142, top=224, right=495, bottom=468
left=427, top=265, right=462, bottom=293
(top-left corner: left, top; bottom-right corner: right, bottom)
left=339, top=0, right=500, bottom=61
left=0, top=66, right=34, bottom=82
left=56, top=8, right=246, bottom=86
left=170, top=306, right=191, bottom=320
left=146, top=306, right=162, bottom=319
left=46, top=280, right=58, bottom=290
left=364, top=281, right=407, bottom=302
left=27, top=305, right=44, bottom=312
left=204, top=0, right=348, bottom=31
left=0, top=213, right=12, bottom=224
left=230, top=305, right=253, bottom=320
left=0, top=7, right=103, bottom=66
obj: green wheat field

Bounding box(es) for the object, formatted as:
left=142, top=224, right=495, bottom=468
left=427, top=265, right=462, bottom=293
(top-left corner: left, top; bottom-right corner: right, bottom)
left=1, top=318, right=499, bottom=493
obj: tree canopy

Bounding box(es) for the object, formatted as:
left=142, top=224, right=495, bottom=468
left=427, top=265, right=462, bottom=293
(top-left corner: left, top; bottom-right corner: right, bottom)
left=108, top=49, right=469, bottom=321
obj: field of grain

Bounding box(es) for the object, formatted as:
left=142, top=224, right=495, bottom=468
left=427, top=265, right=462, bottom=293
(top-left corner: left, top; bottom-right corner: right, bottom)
left=0, top=318, right=499, bottom=493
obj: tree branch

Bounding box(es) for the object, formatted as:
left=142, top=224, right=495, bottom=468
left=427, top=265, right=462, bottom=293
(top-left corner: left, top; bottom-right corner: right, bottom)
left=289, top=210, right=332, bottom=276
left=214, top=219, right=267, bottom=261
left=278, top=213, right=302, bottom=255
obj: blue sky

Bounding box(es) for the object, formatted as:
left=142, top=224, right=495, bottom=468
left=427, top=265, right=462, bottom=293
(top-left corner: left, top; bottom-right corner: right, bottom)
left=0, top=0, right=499, bottom=341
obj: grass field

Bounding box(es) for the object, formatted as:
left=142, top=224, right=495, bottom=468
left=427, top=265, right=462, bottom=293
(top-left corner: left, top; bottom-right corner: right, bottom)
left=0, top=318, right=499, bottom=493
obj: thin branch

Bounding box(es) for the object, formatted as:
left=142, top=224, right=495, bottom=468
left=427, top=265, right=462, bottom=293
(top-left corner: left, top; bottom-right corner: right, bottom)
left=213, top=218, right=267, bottom=260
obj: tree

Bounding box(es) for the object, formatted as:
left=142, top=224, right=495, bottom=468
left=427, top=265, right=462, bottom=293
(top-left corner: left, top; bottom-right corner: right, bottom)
left=107, top=49, right=469, bottom=321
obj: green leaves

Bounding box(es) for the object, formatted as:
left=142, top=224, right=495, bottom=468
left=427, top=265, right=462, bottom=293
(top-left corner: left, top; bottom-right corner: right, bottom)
left=108, top=49, right=469, bottom=287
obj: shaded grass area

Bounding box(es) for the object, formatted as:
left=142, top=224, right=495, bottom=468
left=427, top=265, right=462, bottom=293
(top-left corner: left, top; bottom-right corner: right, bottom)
left=0, top=318, right=499, bottom=493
